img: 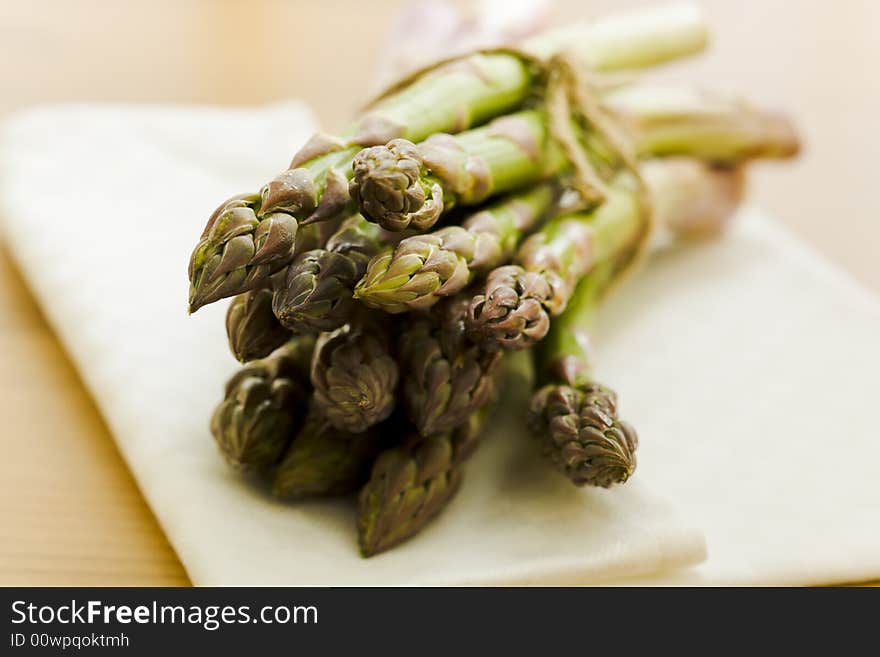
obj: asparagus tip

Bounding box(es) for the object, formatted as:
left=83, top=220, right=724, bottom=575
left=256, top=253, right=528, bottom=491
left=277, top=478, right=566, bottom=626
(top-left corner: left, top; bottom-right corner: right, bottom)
left=272, top=249, right=361, bottom=334
left=188, top=292, right=204, bottom=314
left=465, top=266, right=553, bottom=351
left=312, top=323, right=400, bottom=434
left=350, top=139, right=443, bottom=231
left=528, top=383, right=638, bottom=488
left=187, top=196, right=298, bottom=311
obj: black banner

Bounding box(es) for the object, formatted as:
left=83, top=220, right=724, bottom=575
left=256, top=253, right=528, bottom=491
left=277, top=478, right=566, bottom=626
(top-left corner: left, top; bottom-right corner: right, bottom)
left=0, top=587, right=871, bottom=653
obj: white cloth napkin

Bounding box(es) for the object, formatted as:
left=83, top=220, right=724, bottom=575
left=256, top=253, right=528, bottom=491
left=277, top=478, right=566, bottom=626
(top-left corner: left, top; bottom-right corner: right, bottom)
left=2, top=103, right=879, bottom=585
left=0, top=103, right=704, bottom=585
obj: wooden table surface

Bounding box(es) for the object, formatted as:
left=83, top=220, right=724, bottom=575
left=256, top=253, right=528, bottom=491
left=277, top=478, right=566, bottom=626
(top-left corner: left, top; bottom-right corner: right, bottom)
left=1, top=0, right=878, bottom=586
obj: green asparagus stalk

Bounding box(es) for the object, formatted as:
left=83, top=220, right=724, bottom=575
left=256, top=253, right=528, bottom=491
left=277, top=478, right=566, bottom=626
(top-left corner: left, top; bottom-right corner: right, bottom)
left=188, top=6, right=708, bottom=309
left=467, top=158, right=747, bottom=350
left=272, top=404, right=389, bottom=500
left=258, top=57, right=529, bottom=224
left=528, top=268, right=637, bottom=487
left=226, top=285, right=292, bottom=362
left=261, top=3, right=707, bottom=221
left=467, top=172, right=646, bottom=350
left=272, top=214, right=396, bottom=333
left=311, top=316, right=400, bottom=433
left=522, top=3, right=706, bottom=68
left=606, top=85, right=801, bottom=161
left=357, top=406, right=491, bottom=557
left=354, top=183, right=559, bottom=312
left=350, top=88, right=797, bottom=232
left=401, top=296, right=501, bottom=436
left=210, top=336, right=315, bottom=471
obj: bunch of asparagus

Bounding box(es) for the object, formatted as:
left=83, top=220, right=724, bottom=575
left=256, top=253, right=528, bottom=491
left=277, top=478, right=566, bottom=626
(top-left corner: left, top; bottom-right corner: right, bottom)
left=191, top=4, right=798, bottom=557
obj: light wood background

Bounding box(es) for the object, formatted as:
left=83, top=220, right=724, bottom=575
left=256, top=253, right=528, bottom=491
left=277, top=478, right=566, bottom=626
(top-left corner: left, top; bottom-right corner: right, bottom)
left=1, top=0, right=878, bottom=586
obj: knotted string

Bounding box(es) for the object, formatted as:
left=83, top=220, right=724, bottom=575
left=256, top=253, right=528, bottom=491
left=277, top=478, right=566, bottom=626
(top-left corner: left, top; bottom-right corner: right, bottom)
left=541, top=54, right=654, bottom=289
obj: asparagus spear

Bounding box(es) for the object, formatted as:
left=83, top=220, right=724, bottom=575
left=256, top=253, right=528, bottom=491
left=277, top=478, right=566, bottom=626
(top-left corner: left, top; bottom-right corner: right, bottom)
left=350, top=110, right=566, bottom=232
left=607, top=85, right=800, bottom=162
left=354, top=183, right=558, bottom=313
left=188, top=194, right=298, bottom=311
left=350, top=88, right=797, bottom=232
left=467, top=172, right=646, bottom=350
left=226, top=285, right=292, bottom=363
left=188, top=6, right=708, bottom=309
left=357, top=406, right=490, bottom=557
left=528, top=268, right=637, bottom=487
left=210, top=337, right=315, bottom=471
left=401, top=296, right=501, bottom=436
left=311, top=316, right=400, bottom=433
left=272, top=214, right=396, bottom=333
left=272, top=404, right=389, bottom=500
left=467, top=158, right=747, bottom=350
